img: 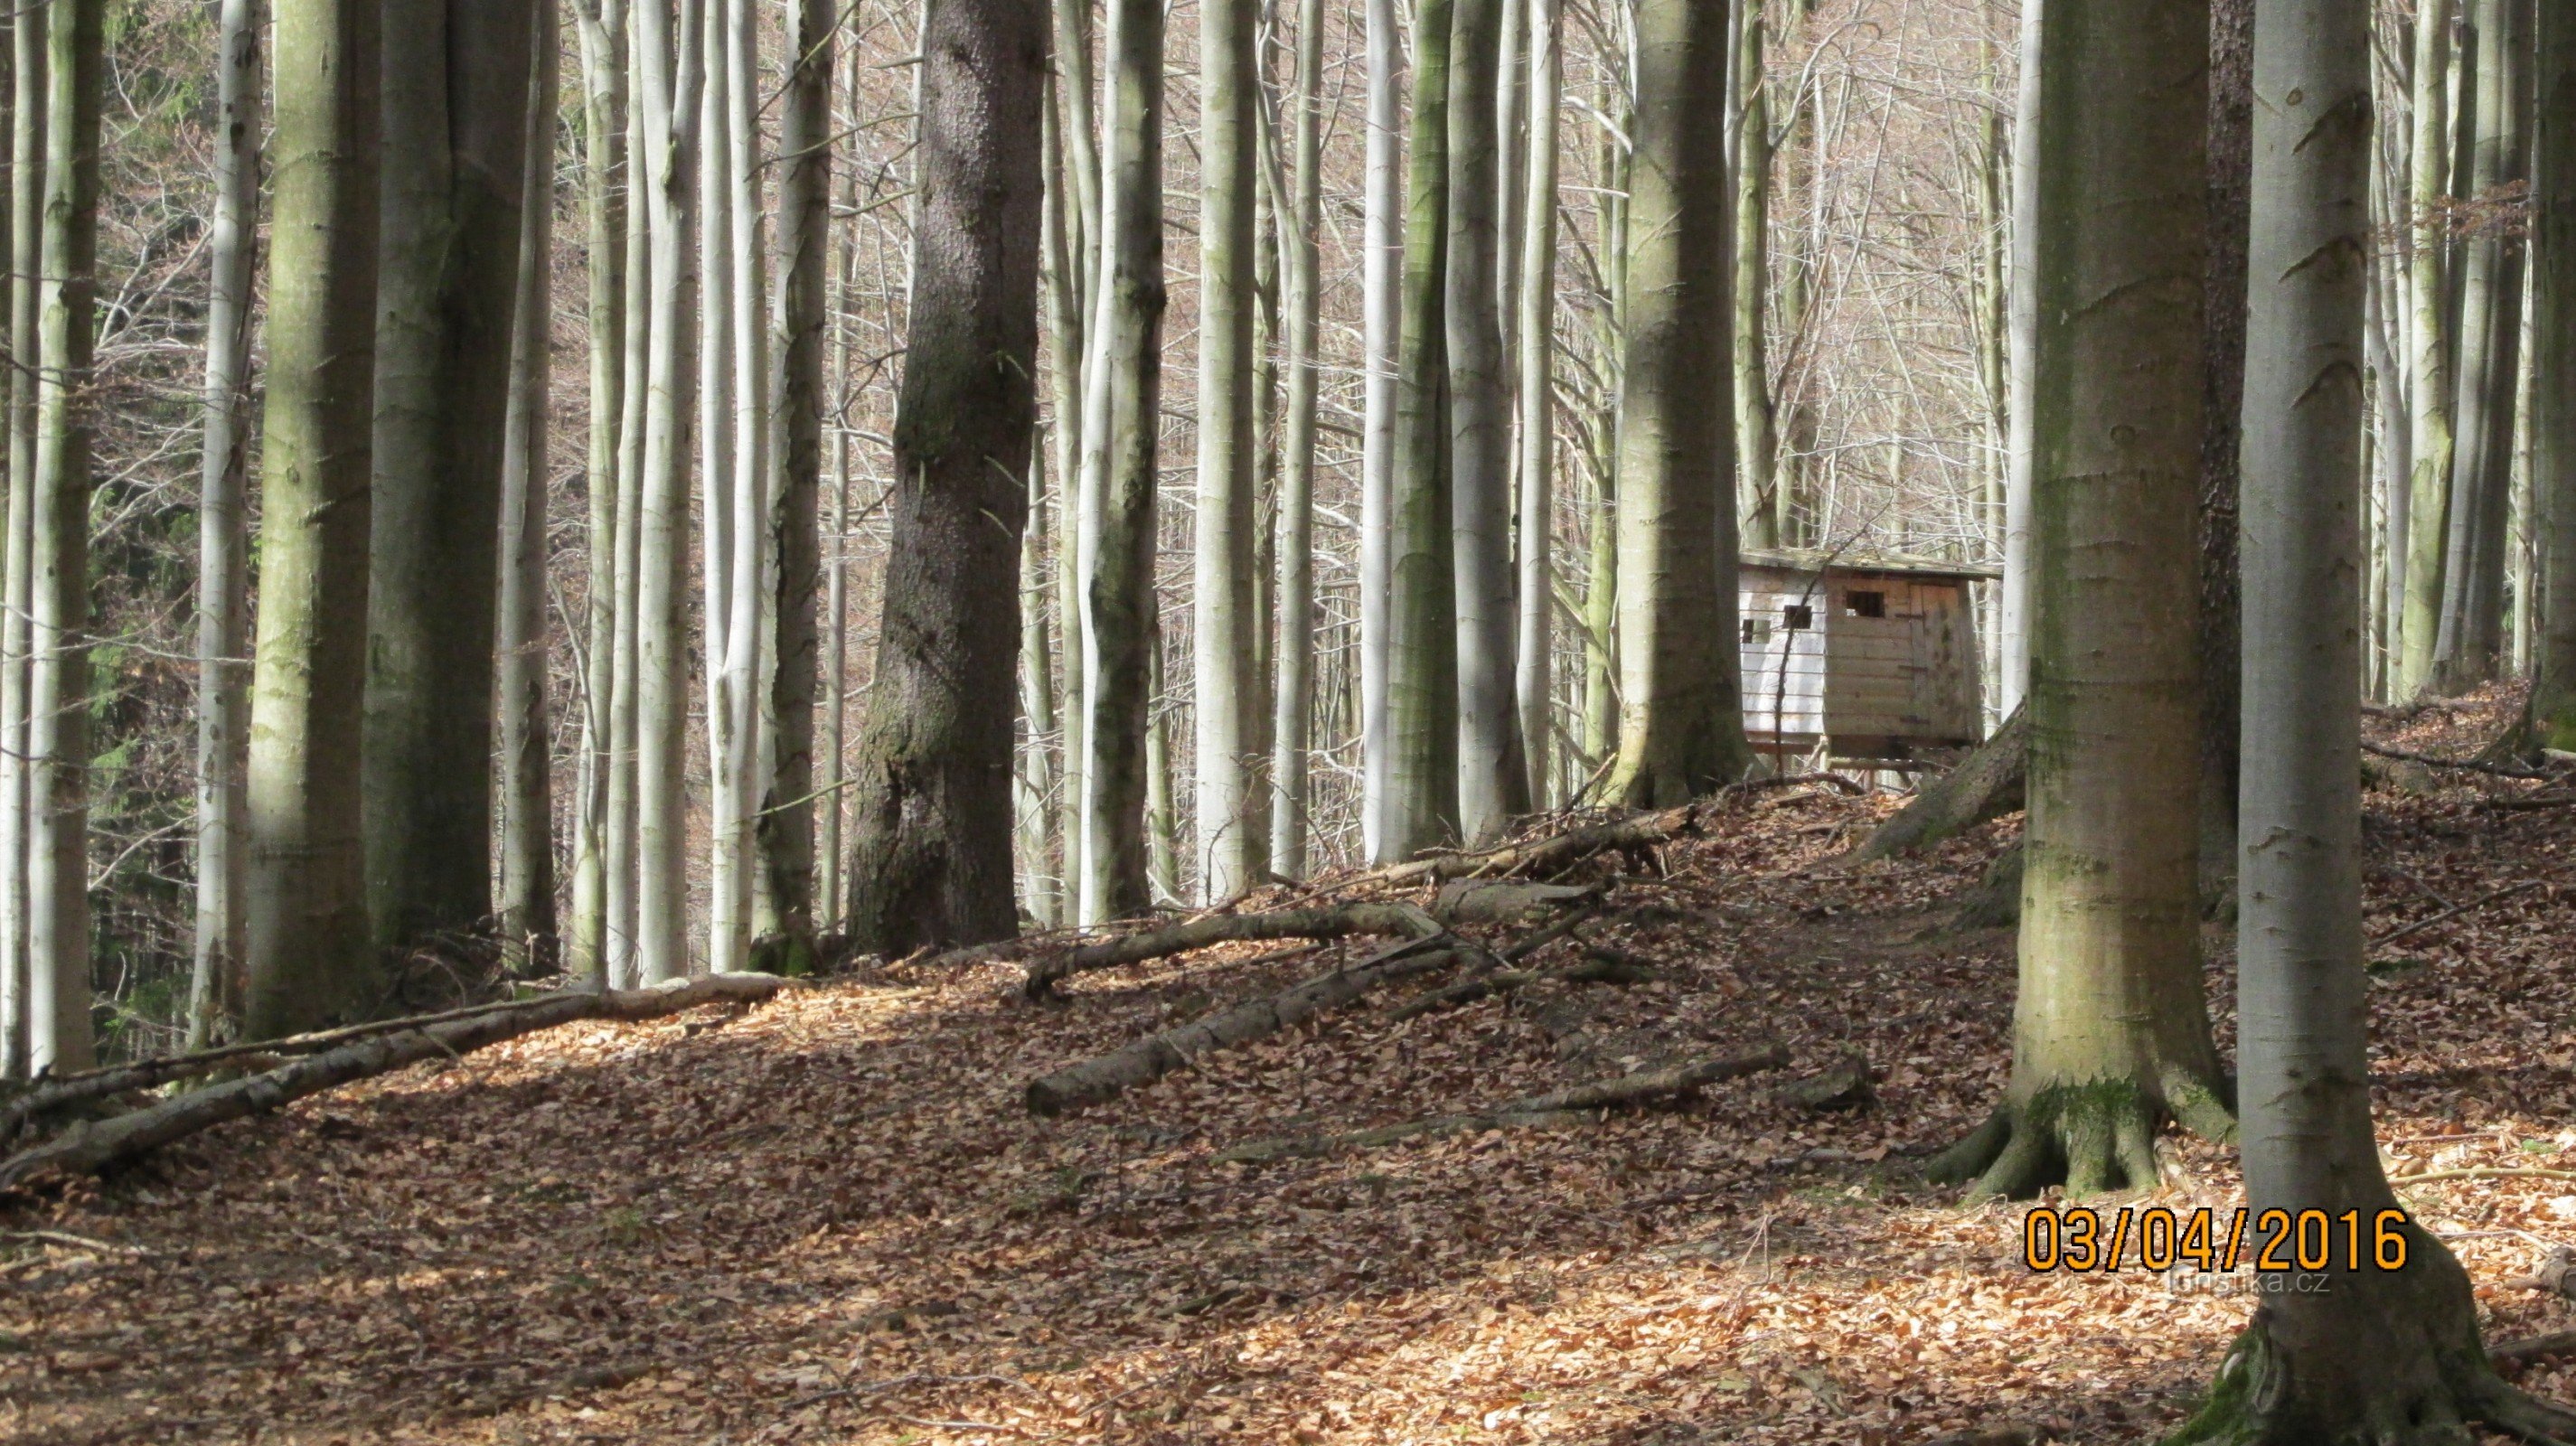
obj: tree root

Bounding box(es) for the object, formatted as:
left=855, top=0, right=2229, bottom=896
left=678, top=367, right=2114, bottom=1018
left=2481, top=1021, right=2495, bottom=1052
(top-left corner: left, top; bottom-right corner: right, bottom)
left=0, top=974, right=793, bottom=1192
left=2169, top=1295, right=2576, bottom=1445
left=1852, top=704, right=2026, bottom=861
left=1925, top=1074, right=2233, bottom=1199
left=1210, top=1046, right=1790, bottom=1164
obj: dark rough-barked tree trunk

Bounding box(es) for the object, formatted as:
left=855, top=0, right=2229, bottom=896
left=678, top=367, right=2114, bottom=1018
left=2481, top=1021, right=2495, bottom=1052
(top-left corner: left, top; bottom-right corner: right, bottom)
left=245, top=0, right=381, bottom=1038
left=1928, top=0, right=2232, bottom=1198
left=1603, top=0, right=1753, bottom=805
left=842, top=0, right=1045, bottom=955
left=2538, top=0, right=2576, bottom=749
left=365, top=0, right=537, bottom=957
left=754, top=0, right=832, bottom=972
left=2197, top=0, right=2252, bottom=902
left=2175, top=0, right=2576, bottom=1436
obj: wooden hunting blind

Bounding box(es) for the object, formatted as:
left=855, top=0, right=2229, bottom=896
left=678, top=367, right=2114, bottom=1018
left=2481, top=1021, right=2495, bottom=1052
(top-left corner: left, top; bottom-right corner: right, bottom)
left=1736, top=549, right=1994, bottom=765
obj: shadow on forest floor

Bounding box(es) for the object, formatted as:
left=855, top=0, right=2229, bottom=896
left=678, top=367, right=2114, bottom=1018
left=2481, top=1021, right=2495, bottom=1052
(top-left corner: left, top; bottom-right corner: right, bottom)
left=11, top=685, right=2576, bottom=1445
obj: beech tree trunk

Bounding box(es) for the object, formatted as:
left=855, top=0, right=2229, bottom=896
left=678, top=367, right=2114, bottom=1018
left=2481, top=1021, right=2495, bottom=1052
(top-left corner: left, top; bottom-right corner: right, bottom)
left=1446, top=0, right=1528, bottom=845
left=188, top=0, right=260, bottom=1047
left=2177, top=2, right=2576, bottom=1435
left=2539, top=0, right=2576, bottom=749
left=757, top=0, right=833, bottom=971
left=1074, top=0, right=1164, bottom=922
left=843, top=0, right=1045, bottom=953
left=496, top=4, right=560, bottom=973
left=23, top=0, right=99, bottom=1074
left=1379, top=0, right=1460, bottom=861
left=2399, top=0, right=2458, bottom=697
left=1269, top=0, right=1325, bottom=878
left=366, top=0, right=537, bottom=956
left=1194, top=0, right=1259, bottom=901
left=1995, top=0, right=2040, bottom=716
left=246, top=0, right=381, bottom=1038
left=1604, top=0, right=1753, bottom=805
left=1929, top=0, right=2229, bottom=1199
left=1357, top=0, right=1400, bottom=859
left=568, top=0, right=627, bottom=983
left=1511, top=0, right=1558, bottom=809
left=1733, top=0, right=1778, bottom=550
left=0, top=3, right=42, bottom=1076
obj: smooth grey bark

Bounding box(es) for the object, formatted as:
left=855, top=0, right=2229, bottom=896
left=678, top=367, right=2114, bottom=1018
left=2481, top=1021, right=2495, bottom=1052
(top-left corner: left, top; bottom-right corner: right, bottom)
left=2177, top=1, right=2576, bottom=1436
left=1039, top=69, right=1085, bottom=905
left=568, top=0, right=626, bottom=983
left=1193, top=0, right=1258, bottom=901
left=1732, top=0, right=1777, bottom=550
left=1358, top=0, right=1399, bottom=858
left=602, top=0, right=655, bottom=986
left=365, top=0, right=538, bottom=956
left=1995, top=0, right=2039, bottom=716
left=496, top=0, right=560, bottom=973
left=756, top=0, right=832, bottom=972
left=0, top=2, right=40, bottom=1076
left=1073, top=0, right=1162, bottom=922
left=1511, top=0, right=1558, bottom=809
left=245, top=0, right=381, bottom=1038
left=631, top=0, right=701, bottom=984
left=2400, top=0, right=2457, bottom=695
left=1446, top=0, right=1528, bottom=845
left=1929, top=0, right=2229, bottom=1200
left=2431, top=0, right=2530, bottom=692
left=23, top=0, right=98, bottom=1074
left=1603, top=0, right=1753, bottom=805
left=842, top=0, right=1045, bottom=953
left=188, top=0, right=261, bottom=1048
left=1018, top=437, right=1062, bottom=924
left=1379, top=0, right=1460, bottom=861
left=1268, top=0, right=1324, bottom=878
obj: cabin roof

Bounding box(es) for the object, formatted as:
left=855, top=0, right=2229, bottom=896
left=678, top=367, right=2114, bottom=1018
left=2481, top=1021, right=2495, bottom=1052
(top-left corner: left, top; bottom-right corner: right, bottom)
left=1739, top=548, right=2003, bottom=583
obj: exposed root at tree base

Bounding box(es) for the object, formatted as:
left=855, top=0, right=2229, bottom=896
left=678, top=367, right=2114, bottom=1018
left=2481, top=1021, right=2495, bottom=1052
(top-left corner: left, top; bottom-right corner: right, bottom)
left=2169, top=1310, right=2576, bottom=1446
left=1925, top=1075, right=2233, bottom=1200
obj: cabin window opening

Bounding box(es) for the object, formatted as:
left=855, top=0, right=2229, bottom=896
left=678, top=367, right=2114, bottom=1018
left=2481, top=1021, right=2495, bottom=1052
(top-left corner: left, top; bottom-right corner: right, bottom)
left=1742, top=617, right=1771, bottom=644
left=1845, top=589, right=1886, bottom=619
left=1782, top=604, right=1813, bottom=631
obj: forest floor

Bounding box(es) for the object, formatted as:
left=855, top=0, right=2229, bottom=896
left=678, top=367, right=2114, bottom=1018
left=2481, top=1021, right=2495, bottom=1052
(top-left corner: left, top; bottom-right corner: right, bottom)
left=14, top=690, right=2576, bottom=1446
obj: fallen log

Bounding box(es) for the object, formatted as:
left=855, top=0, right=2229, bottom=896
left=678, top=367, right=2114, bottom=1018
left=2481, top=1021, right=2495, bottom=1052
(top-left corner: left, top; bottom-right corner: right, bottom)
left=1023, top=934, right=1460, bottom=1116
left=2, top=995, right=551, bottom=1141
left=0, top=973, right=789, bottom=1191
left=1851, top=704, right=2026, bottom=861
left=1211, top=1045, right=1791, bottom=1164
left=1383, top=950, right=1658, bottom=1023
left=2360, top=739, right=2552, bottom=781
left=1019, top=902, right=1443, bottom=998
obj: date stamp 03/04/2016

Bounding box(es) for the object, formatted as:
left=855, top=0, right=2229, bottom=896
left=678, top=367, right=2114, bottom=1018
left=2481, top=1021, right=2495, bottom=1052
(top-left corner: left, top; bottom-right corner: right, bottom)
left=2020, top=1206, right=2413, bottom=1291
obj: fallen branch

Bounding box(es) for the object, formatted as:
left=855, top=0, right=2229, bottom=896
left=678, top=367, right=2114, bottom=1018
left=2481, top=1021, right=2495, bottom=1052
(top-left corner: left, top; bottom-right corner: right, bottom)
left=0, top=973, right=790, bottom=1191
left=2387, top=1165, right=2576, bottom=1188
left=1851, top=705, right=2027, bottom=861
left=1359, top=805, right=1705, bottom=887
left=1384, top=950, right=1657, bottom=1023
left=2494, top=1330, right=2576, bottom=1366
left=1018, top=902, right=1442, bottom=998
left=2369, top=879, right=2546, bottom=948
left=1023, top=934, right=1460, bottom=1116
left=2360, top=739, right=2552, bottom=780
left=1211, top=1045, right=1791, bottom=1164
left=3, top=995, right=548, bottom=1141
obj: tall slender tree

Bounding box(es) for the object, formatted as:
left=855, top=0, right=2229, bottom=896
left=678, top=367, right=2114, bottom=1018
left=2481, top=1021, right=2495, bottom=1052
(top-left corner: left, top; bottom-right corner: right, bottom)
left=1929, top=0, right=2231, bottom=1197
left=1604, top=0, right=1753, bottom=805
left=1195, top=0, right=1260, bottom=901
left=2176, top=0, right=2576, bottom=1432
left=2399, top=0, right=2457, bottom=696
left=2537, top=0, right=2576, bottom=749
left=24, top=0, right=99, bottom=1073
left=757, top=0, right=834, bottom=971
left=365, top=0, right=538, bottom=956
left=1073, top=0, right=1163, bottom=922
left=1733, top=0, right=1779, bottom=549
left=1996, top=0, right=2041, bottom=715
left=0, top=1, right=42, bottom=1075
left=843, top=0, right=1045, bottom=951
left=1378, top=0, right=1460, bottom=860
left=1358, top=0, right=1400, bottom=857
left=188, top=0, right=262, bottom=1046
left=245, top=0, right=382, bottom=1037
left=1269, top=0, right=1325, bottom=878
left=1511, top=0, right=1560, bottom=809
left=568, top=0, right=627, bottom=982
left=1446, top=0, right=1528, bottom=844
left=497, top=0, right=560, bottom=972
